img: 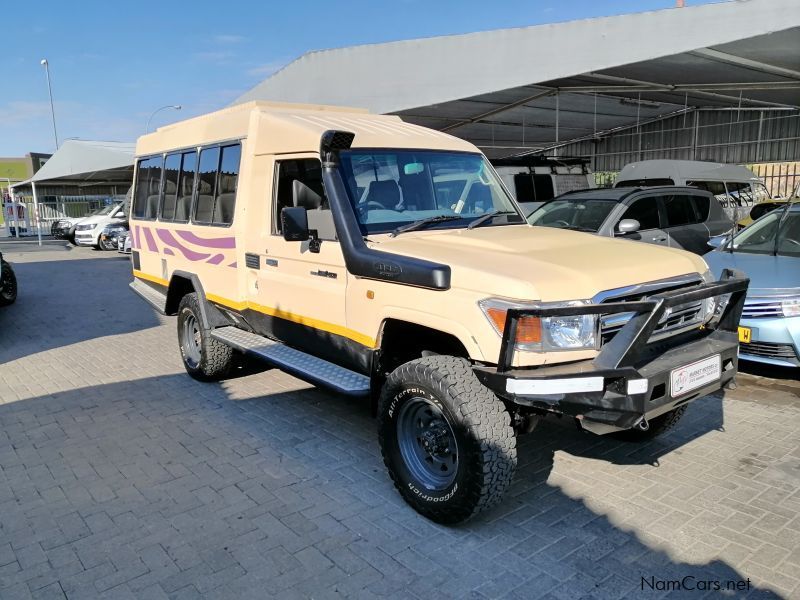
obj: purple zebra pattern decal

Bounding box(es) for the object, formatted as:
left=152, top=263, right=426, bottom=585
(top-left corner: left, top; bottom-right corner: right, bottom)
left=132, top=226, right=237, bottom=267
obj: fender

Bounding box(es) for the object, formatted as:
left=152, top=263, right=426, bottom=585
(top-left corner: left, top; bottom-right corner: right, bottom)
left=319, top=130, right=451, bottom=291
left=167, top=270, right=232, bottom=330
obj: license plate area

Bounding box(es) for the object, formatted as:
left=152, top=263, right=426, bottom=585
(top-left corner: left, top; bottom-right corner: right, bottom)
left=670, top=354, right=721, bottom=398
left=738, top=326, right=751, bottom=343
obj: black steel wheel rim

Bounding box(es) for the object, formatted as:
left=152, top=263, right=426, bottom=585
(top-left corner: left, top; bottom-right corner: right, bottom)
left=181, top=313, right=202, bottom=367
left=396, top=396, right=458, bottom=491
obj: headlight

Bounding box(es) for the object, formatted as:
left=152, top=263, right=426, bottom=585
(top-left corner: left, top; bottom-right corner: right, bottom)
left=782, top=297, right=800, bottom=317
left=700, top=269, right=717, bottom=321
left=479, top=298, right=598, bottom=352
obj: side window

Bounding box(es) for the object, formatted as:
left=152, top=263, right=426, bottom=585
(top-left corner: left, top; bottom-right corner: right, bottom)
left=513, top=174, right=534, bottom=203
left=175, top=151, right=196, bottom=223
left=725, top=181, right=754, bottom=207
left=752, top=182, right=771, bottom=202
left=532, top=175, right=555, bottom=202
left=687, top=180, right=727, bottom=207
left=194, top=147, right=220, bottom=224
left=663, top=195, right=699, bottom=227
left=213, top=144, right=241, bottom=226
left=691, top=195, right=710, bottom=221
left=132, top=156, right=163, bottom=220
left=620, top=197, right=661, bottom=230
left=160, top=153, right=181, bottom=221
left=273, top=158, right=334, bottom=241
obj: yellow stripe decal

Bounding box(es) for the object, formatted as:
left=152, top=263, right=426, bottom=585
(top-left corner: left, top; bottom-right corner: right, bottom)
left=133, top=272, right=375, bottom=348
left=133, top=270, right=168, bottom=287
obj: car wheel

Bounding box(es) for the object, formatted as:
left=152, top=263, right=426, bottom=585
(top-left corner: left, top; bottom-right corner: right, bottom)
left=98, top=237, right=114, bottom=251
left=177, top=293, right=233, bottom=381
left=612, top=406, right=688, bottom=442
left=378, top=355, right=517, bottom=524
left=0, top=261, right=18, bottom=306
left=68, top=232, right=77, bottom=246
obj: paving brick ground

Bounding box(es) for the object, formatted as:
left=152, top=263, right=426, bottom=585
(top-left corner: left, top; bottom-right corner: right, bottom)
left=0, top=240, right=798, bottom=599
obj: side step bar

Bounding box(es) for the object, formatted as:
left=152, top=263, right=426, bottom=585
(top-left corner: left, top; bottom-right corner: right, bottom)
left=210, top=326, right=370, bottom=397
left=130, top=279, right=166, bottom=314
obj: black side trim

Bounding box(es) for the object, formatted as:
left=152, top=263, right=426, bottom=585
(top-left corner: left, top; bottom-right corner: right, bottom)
left=132, top=251, right=141, bottom=271
left=320, top=130, right=451, bottom=291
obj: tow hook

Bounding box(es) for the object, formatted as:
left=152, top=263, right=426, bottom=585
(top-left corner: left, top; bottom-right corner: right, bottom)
left=635, top=416, right=649, bottom=431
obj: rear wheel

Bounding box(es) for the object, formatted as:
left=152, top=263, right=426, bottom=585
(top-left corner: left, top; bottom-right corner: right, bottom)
left=613, top=406, right=688, bottom=442
left=177, top=293, right=233, bottom=380
left=378, top=355, right=517, bottom=524
left=98, top=237, right=114, bottom=251
left=0, top=261, right=17, bottom=306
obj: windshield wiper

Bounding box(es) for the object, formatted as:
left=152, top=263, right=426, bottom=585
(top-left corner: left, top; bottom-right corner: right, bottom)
left=467, top=210, right=517, bottom=230
left=390, top=215, right=461, bottom=237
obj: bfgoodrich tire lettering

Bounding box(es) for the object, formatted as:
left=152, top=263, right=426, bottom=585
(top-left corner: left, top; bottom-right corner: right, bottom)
left=378, top=355, right=516, bottom=524
left=177, top=292, right=233, bottom=381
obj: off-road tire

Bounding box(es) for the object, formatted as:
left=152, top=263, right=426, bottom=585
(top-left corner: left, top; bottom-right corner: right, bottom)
left=612, top=406, right=688, bottom=442
left=0, top=261, right=17, bottom=306
left=378, top=355, right=517, bottom=524
left=177, top=293, right=233, bottom=381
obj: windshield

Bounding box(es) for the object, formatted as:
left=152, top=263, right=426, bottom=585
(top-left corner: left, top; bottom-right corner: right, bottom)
left=728, top=208, right=800, bottom=256
left=339, top=150, right=524, bottom=235
left=528, top=197, right=619, bottom=232
left=90, top=202, right=122, bottom=217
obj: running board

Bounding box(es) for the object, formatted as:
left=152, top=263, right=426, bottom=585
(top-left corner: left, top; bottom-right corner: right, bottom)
left=130, top=279, right=166, bottom=314
left=210, top=326, right=371, bottom=397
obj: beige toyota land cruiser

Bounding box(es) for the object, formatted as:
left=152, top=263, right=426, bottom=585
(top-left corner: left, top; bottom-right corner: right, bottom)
left=129, top=101, right=748, bottom=523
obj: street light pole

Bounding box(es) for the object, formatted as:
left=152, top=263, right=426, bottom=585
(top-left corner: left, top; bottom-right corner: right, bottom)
left=146, top=105, right=182, bottom=133
left=40, top=59, right=59, bottom=150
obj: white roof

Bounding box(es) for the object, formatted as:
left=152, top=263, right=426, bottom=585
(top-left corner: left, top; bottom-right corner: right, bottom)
left=13, top=140, right=135, bottom=188
left=617, top=160, right=762, bottom=183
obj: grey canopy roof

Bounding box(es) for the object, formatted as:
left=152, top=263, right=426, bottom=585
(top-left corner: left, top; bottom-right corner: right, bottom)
left=13, top=140, right=135, bottom=189
left=235, top=0, right=800, bottom=158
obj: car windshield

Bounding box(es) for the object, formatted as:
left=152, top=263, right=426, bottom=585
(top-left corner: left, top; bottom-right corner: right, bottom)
left=338, top=150, right=524, bottom=235
left=729, top=208, right=800, bottom=257
left=528, top=197, right=619, bottom=232
left=91, top=202, right=121, bottom=216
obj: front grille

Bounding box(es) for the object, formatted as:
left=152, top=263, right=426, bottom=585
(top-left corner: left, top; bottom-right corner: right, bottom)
left=597, top=276, right=706, bottom=344
left=742, top=291, right=800, bottom=319
left=740, top=341, right=799, bottom=361
left=76, top=224, right=94, bottom=231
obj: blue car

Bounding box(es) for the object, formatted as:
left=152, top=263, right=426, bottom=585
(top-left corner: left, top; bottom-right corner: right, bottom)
left=705, top=204, right=800, bottom=368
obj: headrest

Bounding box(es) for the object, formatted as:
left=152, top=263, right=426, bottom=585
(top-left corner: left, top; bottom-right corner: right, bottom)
left=293, top=180, right=323, bottom=210
left=366, top=179, right=401, bottom=209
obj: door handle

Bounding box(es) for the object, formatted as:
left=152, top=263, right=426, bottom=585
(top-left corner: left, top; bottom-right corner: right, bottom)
left=651, top=236, right=667, bottom=242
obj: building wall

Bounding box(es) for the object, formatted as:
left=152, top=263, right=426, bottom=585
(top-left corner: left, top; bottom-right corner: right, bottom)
left=553, top=109, right=800, bottom=173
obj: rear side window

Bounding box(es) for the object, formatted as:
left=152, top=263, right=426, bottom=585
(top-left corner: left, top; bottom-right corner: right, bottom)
left=513, top=175, right=535, bottom=202
left=532, top=175, right=554, bottom=201
left=725, top=181, right=754, bottom=207
left=691, top=195, right=710, bottom=221
left=620, top=197, right=661, bottom=230
left=663, top=195, right=700, bottom=227
left=160, top=153, right=181, bottom=220
left=193, top=144, right=241, bottom=226
left=687, top=180, right=727, bottom=206
left=132, top=156, right=163, bottom=220
left=616, top=178, right=674, bottom=188
left=175, top=151, right=196, bottom=223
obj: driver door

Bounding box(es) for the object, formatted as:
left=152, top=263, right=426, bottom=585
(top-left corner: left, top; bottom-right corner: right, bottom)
left=246, top=155, right=359, bottom=370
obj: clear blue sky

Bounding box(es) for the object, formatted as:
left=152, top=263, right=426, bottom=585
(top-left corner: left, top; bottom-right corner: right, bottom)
left=1, top=0, right=720, bottom=157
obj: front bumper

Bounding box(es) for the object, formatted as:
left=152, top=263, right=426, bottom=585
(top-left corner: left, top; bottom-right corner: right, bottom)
left=474, top=270, right=749, bottom=434
left=739, top=315, right=800, bottom=368
left=75, top=231, right=97, bottom=246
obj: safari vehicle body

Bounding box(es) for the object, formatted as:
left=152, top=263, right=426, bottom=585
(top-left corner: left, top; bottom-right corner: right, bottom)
left=129, top=101, right=748, bottom=523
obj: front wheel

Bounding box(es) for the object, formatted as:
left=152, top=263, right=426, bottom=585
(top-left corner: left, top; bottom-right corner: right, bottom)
left=97, top=237, right=114, bottom=251
left=0, top=262, right=18, bottom=306
left=177, top=293, right=233, bottom=380
left=378, top=356, right=517, bottom=524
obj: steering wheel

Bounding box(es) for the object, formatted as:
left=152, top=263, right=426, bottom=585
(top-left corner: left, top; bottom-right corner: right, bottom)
left=550, top=220, right=571, bottom=228
left=786, top=238, right=800, bottom=247
left=366, top=201, right=387, bottom=210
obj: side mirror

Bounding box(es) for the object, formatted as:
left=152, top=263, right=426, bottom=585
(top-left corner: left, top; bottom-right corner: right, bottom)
left=281, top=206, right=310, bottom=242
left=707, top=234, right=727, bottom=249
left=617, top=219, right=641, bottom=234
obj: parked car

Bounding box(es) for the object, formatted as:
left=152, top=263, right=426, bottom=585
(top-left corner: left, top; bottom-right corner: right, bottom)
left=528, top=186, right=732, bottom=254
left=737, top=199, right=799, bottom=229
left=129, top=102, right=747, bottom=524
left=492, top=156, right=594, bottom=216
left=117, top=230, right=132, bottom=254
left=73, top=202, right=126, bottom=249
left=0, top=251, right=17, bottom=306
left=99, top=221, right=129, bottom=251
left=614, top=159, right=770, bottom=222
left=705, top=204, right=800, bottom=368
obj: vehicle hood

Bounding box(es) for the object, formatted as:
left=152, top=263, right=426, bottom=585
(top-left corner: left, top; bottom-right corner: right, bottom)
left=74, top=215, right=113, bottom=227
left=704, top=250, right=800, bottom=291
left=371, top=225, right=708, bottom=301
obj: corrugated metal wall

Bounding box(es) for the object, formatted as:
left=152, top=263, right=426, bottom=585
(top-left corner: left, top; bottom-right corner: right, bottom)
left=553, top=109, right=800, bottom=172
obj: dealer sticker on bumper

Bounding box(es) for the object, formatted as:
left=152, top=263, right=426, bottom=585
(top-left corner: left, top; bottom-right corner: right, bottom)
left=670, top=354, right=721, bottom=398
